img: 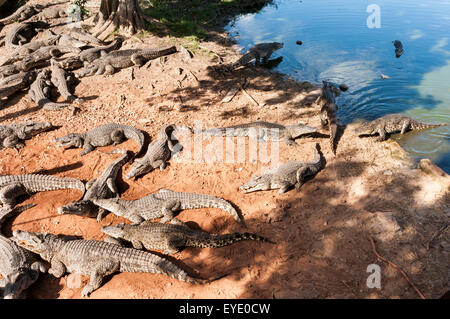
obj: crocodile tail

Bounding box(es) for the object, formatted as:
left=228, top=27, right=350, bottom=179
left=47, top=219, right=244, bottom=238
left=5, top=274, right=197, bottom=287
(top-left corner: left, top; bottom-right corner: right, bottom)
left=326, top=104, right=338, bottom=156
left=19, top=174, right=85, bottom=194
left=120, top=249, right=211, bottom=284
left=189, top=232, right=274, bottom=248
left=411, top=121, right=448, bottom=131
left=122, top=126, right=146, bottom=157
left=229, top=53, right=255, bottom=71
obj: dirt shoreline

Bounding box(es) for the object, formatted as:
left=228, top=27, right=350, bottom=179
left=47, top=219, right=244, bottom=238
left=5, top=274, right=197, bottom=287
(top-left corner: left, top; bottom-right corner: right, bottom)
left=0, top=0, right=448, bottom=299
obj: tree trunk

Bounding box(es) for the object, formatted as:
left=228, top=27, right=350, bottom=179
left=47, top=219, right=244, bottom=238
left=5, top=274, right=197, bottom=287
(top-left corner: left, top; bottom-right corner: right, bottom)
left=91, top=0, right=163, bottom=40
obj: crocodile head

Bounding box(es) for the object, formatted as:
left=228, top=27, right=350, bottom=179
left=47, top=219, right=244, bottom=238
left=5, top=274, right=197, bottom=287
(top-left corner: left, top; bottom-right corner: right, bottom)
left=12, top=230, right=56, bottom=260
left=271, top=42, right=284, bottom=51
left=125, top=158, right=153, bottom=179
left=287, top=123, right=318, bottom=138
left=3, top=268, right=39, bottom=299
left=101, top=223, right=127, bottom=239
left=54, top=133, right=84, bottom=148
left=239, top=175, right=271, bottom=193
left=91, top=198, right=128, bottom=216
left=57, top=200, right=97, bottom=218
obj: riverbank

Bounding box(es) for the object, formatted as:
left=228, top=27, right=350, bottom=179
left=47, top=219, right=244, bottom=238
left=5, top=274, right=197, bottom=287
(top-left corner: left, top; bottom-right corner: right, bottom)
left=0, top=0, right=448, bottom=299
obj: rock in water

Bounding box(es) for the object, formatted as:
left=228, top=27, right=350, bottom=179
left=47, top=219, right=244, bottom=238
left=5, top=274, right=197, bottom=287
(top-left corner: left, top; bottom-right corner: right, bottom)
left=393, top=40, right=404, bottom=58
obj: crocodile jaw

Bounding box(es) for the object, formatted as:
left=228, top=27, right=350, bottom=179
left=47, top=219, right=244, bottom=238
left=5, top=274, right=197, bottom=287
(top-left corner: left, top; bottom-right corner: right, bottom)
left=101, top=224, right=126, bottom=239
left=289, top=124, right=318, bottom=138
left=54, top=134, right=83, bottom=148
left=239, top=175, right=271, bottom=193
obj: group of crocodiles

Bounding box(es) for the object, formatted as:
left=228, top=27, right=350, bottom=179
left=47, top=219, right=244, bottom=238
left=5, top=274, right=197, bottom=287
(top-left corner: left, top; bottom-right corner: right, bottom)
left=0, top=2, right=448, bottom=299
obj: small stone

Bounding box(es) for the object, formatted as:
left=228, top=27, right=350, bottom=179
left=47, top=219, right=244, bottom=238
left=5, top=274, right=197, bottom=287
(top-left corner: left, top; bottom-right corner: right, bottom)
left=296, top=40, right=303, bottom=45
left=383, top=170, right=393, bottom=176
left=137, top=85, right=143, bottom=89
left=339, top=83, right=349, bottom=91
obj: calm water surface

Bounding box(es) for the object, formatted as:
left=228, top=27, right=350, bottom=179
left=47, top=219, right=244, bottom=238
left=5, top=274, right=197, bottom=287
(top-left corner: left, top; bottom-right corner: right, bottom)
left=226, top=0, right=450, bottom=172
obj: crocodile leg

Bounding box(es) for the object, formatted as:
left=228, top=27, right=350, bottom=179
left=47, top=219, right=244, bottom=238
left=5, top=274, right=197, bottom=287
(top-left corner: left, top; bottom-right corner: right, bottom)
left=400, top=120, right=411, bottom=134
left=103, top=64, right=115, bottom=76
left=159, top=200, right=182, bottom=223
left=163, top=235, right=184, bottom=254
left=3, top=135, right=22, bottom=149
left=131, top=239, right=144, bottom=250
left=81, top=143, right=95, bottom=156
left=0, top=183, right=27, bottom=206
left=375, top=124, right=387, bottom=141
left=104, top=236, right=126, bottom=246
left=295, top=167, right=309, bottom=190
left=31, top=261, right=48, bottom=273
left=278, top=182, right=292, bottom=194
left=81, top=260, right=120, bottom=297
left=131, top=54, right=146, bottom=67
left=48, top=259, right=66, bottom=278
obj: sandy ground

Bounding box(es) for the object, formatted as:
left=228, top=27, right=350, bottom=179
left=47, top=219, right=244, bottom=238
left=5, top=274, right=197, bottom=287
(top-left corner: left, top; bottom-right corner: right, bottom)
left=0, top=1, right=449, bottom=299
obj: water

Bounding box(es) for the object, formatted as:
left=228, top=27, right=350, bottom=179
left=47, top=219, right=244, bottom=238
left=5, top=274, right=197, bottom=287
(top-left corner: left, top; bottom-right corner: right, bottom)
left=226, top=0, right=450, bottom=172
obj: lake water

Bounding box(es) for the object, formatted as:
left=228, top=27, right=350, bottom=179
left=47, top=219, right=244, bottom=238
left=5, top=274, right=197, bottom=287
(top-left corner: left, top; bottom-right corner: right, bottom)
left=226, top=0, right=450, bottom=172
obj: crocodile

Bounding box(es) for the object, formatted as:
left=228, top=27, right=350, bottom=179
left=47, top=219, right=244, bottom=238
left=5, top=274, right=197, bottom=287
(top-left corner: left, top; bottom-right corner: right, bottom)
left=67, top=27, right=105, bottom=46
left=20, top=45, right=81, bottom=66
left=0, top=173, right=85, bottom=207
left=58, top=38, right=123, bottom=70
left=0, top=71, right=36, bottom=99
left=195, top=121, right=317, bottom=146
left=393, top=40, right=404, bottom=58
left=102, top=221, right=274, bottom=254
left=58, top=149, right=130, bottom=221
left=54, top=123, right=146, bottom=156
left=0, top=34, right=61, bottom=66
left=29, top=69, right=75, bottom=112
left=0, top=120, right=52, bottom=150
left=240, top=143, right=323, bottom=194
left=126, top=124, right=177, bottom=179
left=28, top=6, right=68, bottom=22
left=76, top=46, right=178, bottom=78
left=0, top=57, right=49, bottom=78
left=91, top=189, right=243, bottom=225
left=315, top=81, right=340, bottom=155
left=12, top=230, right=214, bottom=297
left=4, top=21, right=49, bottom=51
left=0, top=204, right=47, bottom=299
left=0, top=3, right=44, bottom=25
left=354, top=114, right=448, bottom=141
left=224, top=42, right=284, bottom=71
left=50, top=59, right=80, bottom=103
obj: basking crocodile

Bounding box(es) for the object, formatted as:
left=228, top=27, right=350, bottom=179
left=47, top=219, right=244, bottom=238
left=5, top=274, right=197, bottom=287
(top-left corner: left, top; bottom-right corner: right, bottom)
left=28, top=6, right=67, bottom=22
left=0, top=204, right=47, bottom=299
left=0, top=174, right=85, bottom=207
left=76, top=46, right=178, bottom=78
left=68, top=27, right=104, bottom=46
left=102, top=221, right=274, bottom=254
left=126, top=124, right=177, bottom=179
left=58, top=149, right=130, bottom=221
left=195, top=121, right=317, bottom=146
left=225, top=42, right=284, bottom=71
left=240, top=143, right=323, bottom=194
left=50, top=59, right=79, bottom=103
left=0, top=120, right=52, bottom=150
left=0, top=3, right=44, bottom=25
left=4, top=21, right=49, bottom=51
left=12, top=230, right=214, bottom=297
left=0, top=34, right=61, bottom=66
left=59, top=38, right=123, bottom=70
left=92, top=189, right=243, bottom=225
left=0, top=57, right=49, bottom=78
left=54, top=123, right=145, bottom=156
left=29, top=70, right=74, bottom=112
left=315, top=81, right=340, bottom=155
left=0, top=71, right=36, bottom=99
left=393, top=40, right=404, bottom=58
left=354, top=114, right=448, bottom=141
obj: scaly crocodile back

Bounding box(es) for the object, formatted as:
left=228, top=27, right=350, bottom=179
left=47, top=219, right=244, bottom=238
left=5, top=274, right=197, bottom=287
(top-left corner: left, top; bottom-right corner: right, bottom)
left=0, top=174, right=85, bottom=193
left=154, top=190, right=242, bottom=224
left=61, top=240, right=208, bottom=284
